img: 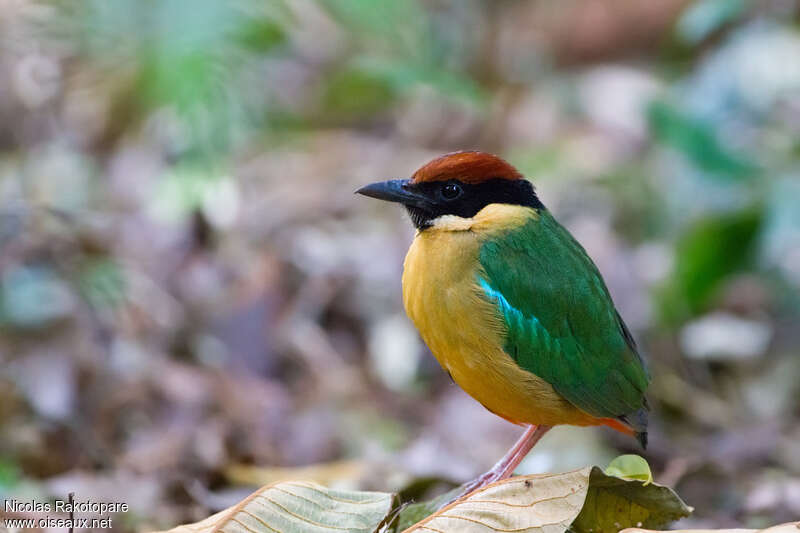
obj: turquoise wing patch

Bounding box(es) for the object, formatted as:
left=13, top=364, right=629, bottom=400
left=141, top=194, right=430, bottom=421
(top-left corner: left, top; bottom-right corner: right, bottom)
left=477, top=276, right=563, bottom=364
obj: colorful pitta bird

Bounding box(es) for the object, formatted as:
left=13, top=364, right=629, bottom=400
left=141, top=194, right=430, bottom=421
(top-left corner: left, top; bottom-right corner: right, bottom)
left=357, top=151, right=650, bottom=495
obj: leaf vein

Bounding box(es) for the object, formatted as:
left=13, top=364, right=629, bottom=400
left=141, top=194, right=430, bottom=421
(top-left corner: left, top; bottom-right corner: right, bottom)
left=270, top=487, right=372, bottom=519
left=284, top=482, right=388, bottom=505
left=436, top=513, right=565, bottom=532
left=252, top=495, right=361, bottom=530
left=230, top=516, right=277, bottom=533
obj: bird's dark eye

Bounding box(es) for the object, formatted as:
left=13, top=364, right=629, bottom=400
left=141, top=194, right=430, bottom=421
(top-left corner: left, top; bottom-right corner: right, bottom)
left=441, top=182, right=463, bottom=200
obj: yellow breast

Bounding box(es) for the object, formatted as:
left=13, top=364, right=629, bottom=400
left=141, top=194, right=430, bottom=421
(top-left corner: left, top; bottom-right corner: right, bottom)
left=401, top=204, right=596, bottom=427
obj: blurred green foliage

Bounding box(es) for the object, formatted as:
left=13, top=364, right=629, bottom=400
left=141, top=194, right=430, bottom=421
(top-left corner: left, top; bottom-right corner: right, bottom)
left=53, top=0, right=292, bottom=157
left=647, top=100, right=758, bottom=179
left=77, top=257, right=126, bottom=311
left=660, top=209, right=764, bottom=323
left=0, top=458, right=19, bottom=490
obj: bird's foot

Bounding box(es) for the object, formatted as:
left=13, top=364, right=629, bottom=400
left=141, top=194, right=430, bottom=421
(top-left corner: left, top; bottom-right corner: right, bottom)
left=436, top=424, right=552, bottom=510
left=433, top=466, right=511, bottom=511
left=452, top=465, right=509, bottom=502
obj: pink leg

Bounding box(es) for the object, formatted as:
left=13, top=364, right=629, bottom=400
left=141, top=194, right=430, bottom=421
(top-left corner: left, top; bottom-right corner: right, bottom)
left=455, top=424, right=551, bottom=500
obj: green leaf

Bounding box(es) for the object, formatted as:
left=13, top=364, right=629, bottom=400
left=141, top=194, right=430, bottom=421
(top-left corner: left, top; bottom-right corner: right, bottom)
left=647, top=100, right=758, bottom=179
left=157, top=481, right=394, bottom=533
left=571, top=467, right=693, bottom=533
left=605, top=454, right=654, bottom=485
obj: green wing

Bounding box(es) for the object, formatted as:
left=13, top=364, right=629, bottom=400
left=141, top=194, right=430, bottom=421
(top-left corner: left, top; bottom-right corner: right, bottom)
left=478, top=211, right=650, bottom=424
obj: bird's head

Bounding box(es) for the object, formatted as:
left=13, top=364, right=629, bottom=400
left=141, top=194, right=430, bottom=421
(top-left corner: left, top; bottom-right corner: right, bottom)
left=356, top=151, right=543, bottom=230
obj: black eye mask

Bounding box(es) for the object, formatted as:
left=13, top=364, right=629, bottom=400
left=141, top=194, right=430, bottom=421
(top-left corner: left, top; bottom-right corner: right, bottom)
left=405, top=178, right=544, bottom=229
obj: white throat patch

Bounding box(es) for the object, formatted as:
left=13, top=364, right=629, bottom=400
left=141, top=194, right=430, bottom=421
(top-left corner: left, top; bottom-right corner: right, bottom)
left=428, top=214, right=475, bottom=232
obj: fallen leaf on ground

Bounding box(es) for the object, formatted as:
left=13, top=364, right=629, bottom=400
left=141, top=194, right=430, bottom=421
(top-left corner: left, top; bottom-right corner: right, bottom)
left=153, top=481, right=393, bottom=533
left=403, top=469, right=591, bottom=533
left=157, top=457, right=693, bottom=533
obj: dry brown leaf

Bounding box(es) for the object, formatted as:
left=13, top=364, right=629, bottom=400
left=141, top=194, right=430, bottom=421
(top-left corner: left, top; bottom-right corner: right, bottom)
left=403, top=468, right=591, bottom=533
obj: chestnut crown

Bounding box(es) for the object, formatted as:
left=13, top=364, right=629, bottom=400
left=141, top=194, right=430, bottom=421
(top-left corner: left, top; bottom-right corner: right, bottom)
left=411, top=151, right=524, bottom=184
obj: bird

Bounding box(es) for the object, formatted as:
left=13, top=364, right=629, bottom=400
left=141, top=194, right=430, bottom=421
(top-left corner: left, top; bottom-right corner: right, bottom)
left=356, top=151, right=650, bottom=496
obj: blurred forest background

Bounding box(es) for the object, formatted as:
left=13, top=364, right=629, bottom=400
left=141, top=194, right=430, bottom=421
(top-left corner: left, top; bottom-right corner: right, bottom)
left=1, top=0, right=800, bottom=531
